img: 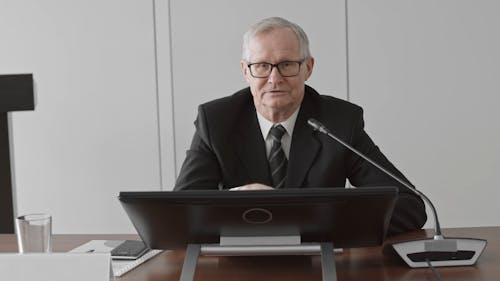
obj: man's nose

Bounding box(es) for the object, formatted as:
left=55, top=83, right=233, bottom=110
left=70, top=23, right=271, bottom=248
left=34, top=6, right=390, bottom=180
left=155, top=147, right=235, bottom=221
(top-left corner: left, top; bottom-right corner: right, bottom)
left=267, top=66, right=283, bottom=83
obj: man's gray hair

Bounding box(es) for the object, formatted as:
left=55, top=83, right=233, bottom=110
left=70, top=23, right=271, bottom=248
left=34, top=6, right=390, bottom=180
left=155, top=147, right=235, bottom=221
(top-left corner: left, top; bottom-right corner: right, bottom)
left=242, top=17, right=311, bottom=61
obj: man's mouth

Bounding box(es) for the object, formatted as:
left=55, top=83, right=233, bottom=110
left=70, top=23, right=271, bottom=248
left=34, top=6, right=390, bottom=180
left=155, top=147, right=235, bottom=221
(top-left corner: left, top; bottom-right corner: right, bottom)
left=267, top=90, right=287, bottom=94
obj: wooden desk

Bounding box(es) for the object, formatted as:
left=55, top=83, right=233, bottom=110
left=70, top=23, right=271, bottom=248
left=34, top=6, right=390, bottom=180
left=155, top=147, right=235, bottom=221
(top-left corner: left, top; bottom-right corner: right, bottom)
left=1, top=227, right=499, bottom=280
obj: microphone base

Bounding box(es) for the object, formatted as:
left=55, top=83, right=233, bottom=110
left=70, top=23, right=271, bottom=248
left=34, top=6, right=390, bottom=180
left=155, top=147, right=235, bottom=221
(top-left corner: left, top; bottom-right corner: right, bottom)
left=390, top=237, right=487, bottom=268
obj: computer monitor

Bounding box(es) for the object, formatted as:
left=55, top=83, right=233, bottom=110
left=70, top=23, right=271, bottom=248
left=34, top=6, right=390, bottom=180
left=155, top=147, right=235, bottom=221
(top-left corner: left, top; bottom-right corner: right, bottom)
left=118, top=187, right=398, bottom=250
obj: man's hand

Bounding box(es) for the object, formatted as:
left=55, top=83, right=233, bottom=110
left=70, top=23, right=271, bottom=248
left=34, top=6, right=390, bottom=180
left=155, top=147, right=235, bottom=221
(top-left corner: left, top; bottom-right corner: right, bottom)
left=229, top=183, right=274, bottom=191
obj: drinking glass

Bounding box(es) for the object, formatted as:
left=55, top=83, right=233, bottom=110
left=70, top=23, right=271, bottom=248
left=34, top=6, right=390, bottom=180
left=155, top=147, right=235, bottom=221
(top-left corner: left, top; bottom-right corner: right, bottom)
left=15, top=213, right=52, bottom=253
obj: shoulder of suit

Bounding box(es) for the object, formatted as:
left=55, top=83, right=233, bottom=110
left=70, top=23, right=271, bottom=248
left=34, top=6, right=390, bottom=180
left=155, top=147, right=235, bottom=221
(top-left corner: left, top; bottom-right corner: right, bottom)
left=304, top=85, right=363, bottom=114
left=196, top=87, right=254, bottom=135
left=199, top=87, right=252, bottom=113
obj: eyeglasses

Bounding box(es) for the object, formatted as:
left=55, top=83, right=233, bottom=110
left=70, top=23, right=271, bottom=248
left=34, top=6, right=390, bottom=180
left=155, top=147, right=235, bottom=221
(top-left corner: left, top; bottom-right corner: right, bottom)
left=247, top=60, right=304, bottom=78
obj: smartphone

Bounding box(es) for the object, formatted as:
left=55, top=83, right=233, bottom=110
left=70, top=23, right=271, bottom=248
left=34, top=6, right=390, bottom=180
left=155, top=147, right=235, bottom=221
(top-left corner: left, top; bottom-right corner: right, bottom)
left=110, top=240, right=149, bottom=260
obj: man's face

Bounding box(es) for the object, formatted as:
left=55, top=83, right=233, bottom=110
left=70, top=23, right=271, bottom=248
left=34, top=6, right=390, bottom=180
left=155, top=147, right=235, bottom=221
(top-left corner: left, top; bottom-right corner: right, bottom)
left=241, top=27, right=314, bottom=119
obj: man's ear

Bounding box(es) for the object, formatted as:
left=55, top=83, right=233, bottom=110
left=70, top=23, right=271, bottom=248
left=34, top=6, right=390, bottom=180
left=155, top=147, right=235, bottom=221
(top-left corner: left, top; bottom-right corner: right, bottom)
left=305, top=56, right=315, bottom=80
left=241, top=60, right=251, bottom=83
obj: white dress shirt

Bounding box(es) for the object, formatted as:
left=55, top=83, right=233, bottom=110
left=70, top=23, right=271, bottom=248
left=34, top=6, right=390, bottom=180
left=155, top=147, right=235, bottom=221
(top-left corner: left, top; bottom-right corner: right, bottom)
left=256, top=107, right=300, bottom=160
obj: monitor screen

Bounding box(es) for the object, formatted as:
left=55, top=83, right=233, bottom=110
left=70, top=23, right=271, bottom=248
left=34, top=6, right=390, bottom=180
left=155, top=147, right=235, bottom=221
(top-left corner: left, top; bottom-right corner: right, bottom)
left=118, top=187, right=398, bottom=249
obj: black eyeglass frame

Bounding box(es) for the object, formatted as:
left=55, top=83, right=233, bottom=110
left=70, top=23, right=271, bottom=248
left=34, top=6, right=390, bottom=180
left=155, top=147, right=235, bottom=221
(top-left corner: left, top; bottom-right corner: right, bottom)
left=246, top=60, right=305, bottom=78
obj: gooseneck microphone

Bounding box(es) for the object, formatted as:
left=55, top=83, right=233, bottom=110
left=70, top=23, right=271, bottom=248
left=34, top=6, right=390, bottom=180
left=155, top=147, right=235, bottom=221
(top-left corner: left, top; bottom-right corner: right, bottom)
left=307, top=118, right=442, bottom=237
left=307, top=118, right=486, bottom=268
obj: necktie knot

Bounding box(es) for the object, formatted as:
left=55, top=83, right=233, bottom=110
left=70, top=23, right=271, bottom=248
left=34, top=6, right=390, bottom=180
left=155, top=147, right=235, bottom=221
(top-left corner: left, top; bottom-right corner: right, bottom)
left=269, top=124, right=286, bottom=142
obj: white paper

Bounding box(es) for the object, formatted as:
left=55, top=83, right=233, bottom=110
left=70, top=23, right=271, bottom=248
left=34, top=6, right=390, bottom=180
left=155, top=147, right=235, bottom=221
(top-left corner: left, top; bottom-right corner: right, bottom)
left=70, top=240, right=163, bottom=277
left=0, top=253, right=113, bottom=281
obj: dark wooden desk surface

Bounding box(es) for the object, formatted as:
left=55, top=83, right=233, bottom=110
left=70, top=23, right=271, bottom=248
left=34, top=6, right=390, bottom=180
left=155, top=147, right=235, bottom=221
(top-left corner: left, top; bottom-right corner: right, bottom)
left=1, top=227, right=499, bottom=281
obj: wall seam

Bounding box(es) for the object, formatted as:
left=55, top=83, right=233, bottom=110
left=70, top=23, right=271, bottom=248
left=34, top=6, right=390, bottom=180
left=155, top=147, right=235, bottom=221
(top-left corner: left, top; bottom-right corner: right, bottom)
left=167, top=0, right=178, bottom=179
left=345, top=0, right=351, bottom=102
left=345, top=0, right=352, bottom=189
left=152, top=0, right=163, bottom=188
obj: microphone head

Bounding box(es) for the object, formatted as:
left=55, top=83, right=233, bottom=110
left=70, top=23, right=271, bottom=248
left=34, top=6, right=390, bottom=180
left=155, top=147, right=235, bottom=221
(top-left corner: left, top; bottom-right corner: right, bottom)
left=307, top=118, right=330, bottom=134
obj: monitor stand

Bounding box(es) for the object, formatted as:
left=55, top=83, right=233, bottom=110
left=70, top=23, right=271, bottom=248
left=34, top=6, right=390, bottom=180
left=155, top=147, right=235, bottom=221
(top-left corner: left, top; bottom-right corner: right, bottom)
left=178, top=235, right=337, bottom=281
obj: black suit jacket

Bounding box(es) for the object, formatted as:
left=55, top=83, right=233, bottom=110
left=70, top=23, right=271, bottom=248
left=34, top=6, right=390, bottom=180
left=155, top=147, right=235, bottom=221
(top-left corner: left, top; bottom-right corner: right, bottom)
left=175, top=85, right=426, bottom=235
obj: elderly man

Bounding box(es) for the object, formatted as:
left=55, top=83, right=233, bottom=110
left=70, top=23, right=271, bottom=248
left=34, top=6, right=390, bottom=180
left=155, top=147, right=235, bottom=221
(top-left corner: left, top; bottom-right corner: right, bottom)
left=175, top=17, right=426, bottom=235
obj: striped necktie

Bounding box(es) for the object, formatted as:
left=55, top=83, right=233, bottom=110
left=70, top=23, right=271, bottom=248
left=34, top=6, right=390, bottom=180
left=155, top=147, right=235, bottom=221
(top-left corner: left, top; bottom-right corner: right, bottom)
left=268, top=125, right=287, bottom=188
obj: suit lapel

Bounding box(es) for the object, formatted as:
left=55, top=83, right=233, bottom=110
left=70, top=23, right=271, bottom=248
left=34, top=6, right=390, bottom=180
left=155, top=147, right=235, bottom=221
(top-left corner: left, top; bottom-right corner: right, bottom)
left=287, top=89, right=321, bottom=187
left=235, top=105, right=273, bottom=186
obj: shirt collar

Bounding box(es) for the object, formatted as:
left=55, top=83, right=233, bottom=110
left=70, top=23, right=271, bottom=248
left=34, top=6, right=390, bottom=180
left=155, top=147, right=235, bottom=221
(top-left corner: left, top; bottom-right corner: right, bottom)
left=256, top=106, right=301, bottom=140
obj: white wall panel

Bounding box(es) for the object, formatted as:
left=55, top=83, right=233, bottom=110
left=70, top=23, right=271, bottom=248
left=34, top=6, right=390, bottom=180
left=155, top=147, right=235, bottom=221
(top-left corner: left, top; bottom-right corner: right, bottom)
left=0, top=0, right=161, bottom=233
left=348, top=0, right=500, bottom=228
left=169, top=0, right=348, bottom=171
